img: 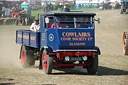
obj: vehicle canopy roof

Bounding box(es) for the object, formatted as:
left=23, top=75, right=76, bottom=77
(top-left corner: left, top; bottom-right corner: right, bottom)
left=40, top=12, right=96, bottom=17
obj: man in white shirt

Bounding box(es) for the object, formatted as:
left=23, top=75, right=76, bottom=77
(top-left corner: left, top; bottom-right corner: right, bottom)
left=30, top=19, right=40, bottom=32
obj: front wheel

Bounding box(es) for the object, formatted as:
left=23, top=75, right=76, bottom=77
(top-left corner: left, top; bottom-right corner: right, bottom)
left=87, top=55, right=98, bottom=75
left=41, top=49, right=53, bottom=74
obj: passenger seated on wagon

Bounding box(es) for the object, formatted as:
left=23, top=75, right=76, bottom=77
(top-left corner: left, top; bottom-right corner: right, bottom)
left=30, top=19, right=40, bottom=32
left=82, top=18, right=89, bottom=28
left=77, top=18, right=88, bottom=28
left=51, top=19, right=65, bottom=28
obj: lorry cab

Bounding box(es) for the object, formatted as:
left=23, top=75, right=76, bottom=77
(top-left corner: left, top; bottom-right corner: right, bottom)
left=16, top=11, right=100, bottom=74
left=40, top=12, right=97, bottom=52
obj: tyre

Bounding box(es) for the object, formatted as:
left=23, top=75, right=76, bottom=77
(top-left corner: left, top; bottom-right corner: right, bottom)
left=15, top=20, right=18, bottom=25
left=123, top=31, right=128, bottom=55
left=41, top=49, right=53, bottom=74
left=20, top=45, right=35, bottom=68
left=87, top=55, right=98, bottom=75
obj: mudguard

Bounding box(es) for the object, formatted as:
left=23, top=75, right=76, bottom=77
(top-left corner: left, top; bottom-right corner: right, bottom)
left=95, top=46, right=101, bottom=55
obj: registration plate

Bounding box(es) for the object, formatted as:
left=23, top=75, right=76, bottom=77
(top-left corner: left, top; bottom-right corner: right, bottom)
left=70, top=57, right=82, bottom=61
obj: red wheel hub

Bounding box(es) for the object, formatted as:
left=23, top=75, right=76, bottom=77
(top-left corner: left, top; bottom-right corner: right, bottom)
left=43, top=53, right=47, bottom=70
left=21, top=50, right=25, bottom=65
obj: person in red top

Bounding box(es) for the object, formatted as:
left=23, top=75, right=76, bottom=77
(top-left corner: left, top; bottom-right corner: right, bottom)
left=51, top=19, right=65, bottom=28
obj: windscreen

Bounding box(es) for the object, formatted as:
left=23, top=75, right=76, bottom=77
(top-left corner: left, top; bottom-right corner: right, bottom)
left=56, top=16, right=94, bottom=29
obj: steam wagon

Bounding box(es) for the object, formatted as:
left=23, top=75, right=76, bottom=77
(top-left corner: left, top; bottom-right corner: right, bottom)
left=16, top=12, right=101, bottom=74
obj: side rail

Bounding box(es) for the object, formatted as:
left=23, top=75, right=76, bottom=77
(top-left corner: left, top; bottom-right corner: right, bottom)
left=16, top=30, right=40, bottom=48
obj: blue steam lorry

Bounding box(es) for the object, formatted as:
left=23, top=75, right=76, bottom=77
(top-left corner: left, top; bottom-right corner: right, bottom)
left=16, top=12, right=101, bottom=74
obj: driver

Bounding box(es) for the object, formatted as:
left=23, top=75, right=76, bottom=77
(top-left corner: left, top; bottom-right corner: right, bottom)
left=77, top=18, right=88, bottom=28
left=51, top=19, right=65, bottom=28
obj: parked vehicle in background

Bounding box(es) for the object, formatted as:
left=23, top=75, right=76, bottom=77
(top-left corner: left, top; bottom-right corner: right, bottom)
left=120, top=0, right=128, bottom=14
left=42, top=1, right=53, bottom=11
left=0, top=3, right=2, bottom=17
left=99, top=2, right=112, bottom=10
left=113, top=1, right=121, bottom=9
left=99, top=3, right=104, bottom=10
left=15, top=1, right=35, bottom=25
left=31, top=5, right=40, bottom=10
left=15, top=10, right=34, bottom=26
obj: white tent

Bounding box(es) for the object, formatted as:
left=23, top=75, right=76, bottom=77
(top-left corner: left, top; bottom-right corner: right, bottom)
left=21, top=1, right=29, bottom=5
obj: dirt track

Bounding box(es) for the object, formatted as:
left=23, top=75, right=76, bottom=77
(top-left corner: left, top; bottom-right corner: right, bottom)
left=0, top=9, right=128, bottom=85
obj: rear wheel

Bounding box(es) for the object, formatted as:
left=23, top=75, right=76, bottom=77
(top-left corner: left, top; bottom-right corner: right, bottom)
left=20, top=45, right=35, bottom=68
left=87, top=55, right=98, bottom=75
left=123, top=31, right=128, bottom=55
left=42, top=49, right=53, bottom=74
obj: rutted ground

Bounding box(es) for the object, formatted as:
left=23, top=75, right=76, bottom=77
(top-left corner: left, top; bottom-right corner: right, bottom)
left=0, top=9, right=128, bottom=85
